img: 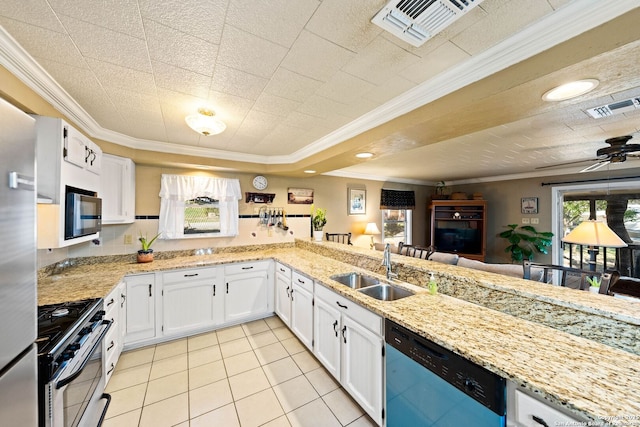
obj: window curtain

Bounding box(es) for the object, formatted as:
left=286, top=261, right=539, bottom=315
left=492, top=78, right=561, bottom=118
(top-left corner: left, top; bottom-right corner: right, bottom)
left=159, top=174, right=241, bottom=239
left=380, top=189, right=415, bottom=210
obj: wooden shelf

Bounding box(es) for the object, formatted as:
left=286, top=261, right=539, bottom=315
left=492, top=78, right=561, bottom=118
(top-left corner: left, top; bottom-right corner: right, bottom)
left=429, top=200, right=487, bottom=261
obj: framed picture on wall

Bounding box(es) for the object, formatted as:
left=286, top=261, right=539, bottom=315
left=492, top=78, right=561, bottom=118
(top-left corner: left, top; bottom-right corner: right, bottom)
left=521, top=197, right=538, bottom=214
left=348, top=188, right=366, bottom=215
left=287, top=188, right=314, bottom=204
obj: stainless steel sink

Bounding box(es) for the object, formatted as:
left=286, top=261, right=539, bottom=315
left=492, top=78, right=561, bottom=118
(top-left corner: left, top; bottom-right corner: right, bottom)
left=358, top=284, right=414, bottom=301
left=331, top=272, right=380, bottom=289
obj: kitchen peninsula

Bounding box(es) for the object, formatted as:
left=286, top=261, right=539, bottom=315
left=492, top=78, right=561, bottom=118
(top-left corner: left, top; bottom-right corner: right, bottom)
left=38, top=240, right=640, bottom=425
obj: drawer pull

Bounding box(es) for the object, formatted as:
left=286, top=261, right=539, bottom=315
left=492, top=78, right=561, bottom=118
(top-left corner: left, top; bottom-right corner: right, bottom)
left=297, top=278, right=305, bottom=284
left=106, top=298, right=115, bottom=307
left=291, top=288, right=294, bottom=301
left=148, top=284, right=152, bottom=297
left=213, top=284, right=216, bottom=296
left=286, top=286, right=290, bottom=299
left=279, top=267, right=285, bottom=273
left=336, top=301, right=348, bottom=309
left=333, top=320, right=338, bottom=337
left=342, top=325, right=347, bottom=343
left=184, top=273, right=199, bottom=277
left=532, top=416, right=549, bottom=427
left=107, top=363, right=115, bottom=375
left=242, top=266, right=254, bottom=270
left=107, top=341, right=114, bottom=351
left=120, top=293, right=126, bottom=308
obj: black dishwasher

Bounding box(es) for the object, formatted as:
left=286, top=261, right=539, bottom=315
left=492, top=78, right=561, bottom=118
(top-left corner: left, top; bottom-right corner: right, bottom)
left=385, top=320, right=506, bottom=426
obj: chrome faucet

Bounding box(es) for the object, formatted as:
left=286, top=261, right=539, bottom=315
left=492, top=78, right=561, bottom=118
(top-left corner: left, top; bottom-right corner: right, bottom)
left=382, top=243, right=398, bottom=280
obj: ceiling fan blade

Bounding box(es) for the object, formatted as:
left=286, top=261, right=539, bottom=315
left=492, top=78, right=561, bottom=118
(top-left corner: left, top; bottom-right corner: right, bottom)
left=580, top=160, right=610, bottom=173
left=535, top=158, right=600, bottom=170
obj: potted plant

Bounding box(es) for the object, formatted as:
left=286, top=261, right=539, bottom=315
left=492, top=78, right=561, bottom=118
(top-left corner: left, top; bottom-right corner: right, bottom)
left=586, top=276, right=601, bottom=294
left=137, top=232, right=160, bottom=263
left=499, top=224, right=553, bottom=262
left=311, top=205, right=327, bottom=241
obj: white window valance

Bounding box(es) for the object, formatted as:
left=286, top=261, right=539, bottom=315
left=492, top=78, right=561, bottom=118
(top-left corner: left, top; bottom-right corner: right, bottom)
left=159, top=174, right=241, bottom=239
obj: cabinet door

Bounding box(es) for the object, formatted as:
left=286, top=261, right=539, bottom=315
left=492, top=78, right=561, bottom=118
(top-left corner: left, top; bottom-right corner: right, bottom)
left=124, top=274, right=156, bottom=344
left=341, top=316, right=384, bottom=425
left=101, top=154, right=135, bottom=224
left=275, top=272, right=292, bottom=326
left=162, top=280, right=217, bottom=336
left=291, top=283, right=313, bottom=350
left=63, top=124, right=86, bottom=168
left=313, top=297, right=341, bottom=380
left=225, top=272, right=269, bottom=323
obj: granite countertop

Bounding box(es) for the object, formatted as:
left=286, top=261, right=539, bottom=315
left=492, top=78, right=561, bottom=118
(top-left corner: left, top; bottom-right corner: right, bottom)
left=38, top=243, right=640, bottom=424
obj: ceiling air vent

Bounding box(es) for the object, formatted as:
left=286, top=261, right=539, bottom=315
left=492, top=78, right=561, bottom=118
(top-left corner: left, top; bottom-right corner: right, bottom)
left=371, top=0, right=484, bottom=47
left=586, top=97, right=640, bottom=119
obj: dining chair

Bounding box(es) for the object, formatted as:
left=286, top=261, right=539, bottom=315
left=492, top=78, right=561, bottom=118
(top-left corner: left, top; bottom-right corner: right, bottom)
left=325, top=232, right=353, bottom=245
left=523, top=261, right=614, bottom=294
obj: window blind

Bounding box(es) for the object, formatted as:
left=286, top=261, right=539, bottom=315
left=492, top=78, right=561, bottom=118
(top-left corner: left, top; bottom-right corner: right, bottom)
left=380, top=189, right=415, bottom=210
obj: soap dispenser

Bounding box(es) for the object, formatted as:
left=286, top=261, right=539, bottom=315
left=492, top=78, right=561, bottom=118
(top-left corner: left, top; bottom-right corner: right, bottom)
left=428, top=272, right=438, bottom=295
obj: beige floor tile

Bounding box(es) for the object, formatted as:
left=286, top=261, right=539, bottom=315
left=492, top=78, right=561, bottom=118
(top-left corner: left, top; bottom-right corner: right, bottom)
left=272, top=375, right=320, bottom=413
left=322, top=388, right=364, bottom=425
left=255, top=342, right=290, bottom=365
left=263, top=415, right=292, bottom=427
left=174, top=422, right=189, bottom=427
left=265, top=315, right=286, bottom=330
left=149, top=353, right=188, bottom=380
left=248, top=330, right=279, bottom=349
left=305, top=367, right=340, bottom=396
left=116, top=346, right=155, bottom=371
left=144, top=371, right=188, bottom=405
left=281, top=337, right=306, bottom=355
left=189, top=378, right=233, bottom=418
left=272, top=326, right=295, bottom=341
left=190, top=402, right=239, bottom=427
left=105, top=363, right=151, bottom=393
left=188, top=330, right=218, bottom=351
left=235, top=388, right=285, bottom=427
left=188, top=359, right=227, bottom=389
left=139, top=392, right=189, bottom=427
left=220, top=337, right=252, bottom=358
left=263, top=356, right=303, bottom=386
left=188, top=344, right=222, bottom=368
left=242, top=319, right=271, bottom=335
left=105, top=383, right=146, bottom=418
left=153, top=338, right=187, bottom=361
left=286, top=399, right=341, bottom=427
left=292, top=350, right=321, bottom=373
left=224, top=350, right=261, bottom=376
left=102, top=408, right=141, bottom=427
left=217, top=325, right=246, bottom=343
left=346, top=414, right=377, bottom=426
left=228, top=367, right=271, bottom=400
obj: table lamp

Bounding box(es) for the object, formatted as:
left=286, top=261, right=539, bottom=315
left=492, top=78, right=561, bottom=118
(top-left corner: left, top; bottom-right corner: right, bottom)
left=364, top=223, right=381, bottom=250
left=561, top=220, right=627, bottom=271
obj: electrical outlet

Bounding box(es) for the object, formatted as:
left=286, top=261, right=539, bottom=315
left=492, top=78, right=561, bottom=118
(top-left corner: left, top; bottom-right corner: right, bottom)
left=522, top=218, right=530, bottom=224
left=531, top=218, right=539, bottom=224
left=124, top=234, right=133, bottom=245
left=92, top=237, right=102, bottom=246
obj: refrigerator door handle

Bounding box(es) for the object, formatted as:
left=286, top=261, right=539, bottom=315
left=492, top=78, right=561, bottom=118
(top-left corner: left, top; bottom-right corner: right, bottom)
left=8, top=172, right=34, bottom=191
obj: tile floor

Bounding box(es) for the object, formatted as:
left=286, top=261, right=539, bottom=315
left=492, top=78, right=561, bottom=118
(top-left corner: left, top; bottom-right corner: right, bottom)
left=103, top=316, right=376, bottom=427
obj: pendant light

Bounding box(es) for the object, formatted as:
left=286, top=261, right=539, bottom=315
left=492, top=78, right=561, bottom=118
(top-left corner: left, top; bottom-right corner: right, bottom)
left=185, top=108, right=226, bottom=136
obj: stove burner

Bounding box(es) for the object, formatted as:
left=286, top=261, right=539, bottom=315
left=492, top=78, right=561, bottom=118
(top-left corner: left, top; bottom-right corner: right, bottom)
left=51, top=308, right=69, bottom=317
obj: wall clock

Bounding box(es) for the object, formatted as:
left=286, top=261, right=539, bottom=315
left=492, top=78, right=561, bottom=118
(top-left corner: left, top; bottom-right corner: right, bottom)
left=252, top=175, right=268, bottom=190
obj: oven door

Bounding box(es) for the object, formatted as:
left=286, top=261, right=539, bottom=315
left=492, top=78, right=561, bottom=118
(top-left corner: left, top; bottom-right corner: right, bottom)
left=45, top=320, right=111, bottom=427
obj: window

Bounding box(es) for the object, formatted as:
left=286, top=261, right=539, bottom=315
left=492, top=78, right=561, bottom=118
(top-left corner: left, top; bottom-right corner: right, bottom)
left=184, top=197, right=221, bottom=235
left=382, top=209, right=412, bottom=245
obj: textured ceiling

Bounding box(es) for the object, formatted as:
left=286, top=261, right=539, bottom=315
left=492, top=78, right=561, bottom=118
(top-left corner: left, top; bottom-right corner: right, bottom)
left=1, top=0, right=639, bottom=183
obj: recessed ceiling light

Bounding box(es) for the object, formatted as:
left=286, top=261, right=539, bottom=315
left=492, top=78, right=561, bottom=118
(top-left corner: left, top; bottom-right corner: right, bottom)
left=542, top=79, right=599, bottom=102
left=355, top=152, right=374, bottom=158
left=304, top=170, right=316, bottom=174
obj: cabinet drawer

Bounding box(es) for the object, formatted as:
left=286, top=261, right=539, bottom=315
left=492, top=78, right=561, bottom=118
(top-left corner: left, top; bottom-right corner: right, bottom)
left=224, top=261, right=269, bottom=275
left=315, top=284, right=382, bottom=335
left=514, top=390, right=582, bottom=425
left=292, top=271, right=313, bottom=293
left=104, top=292, right=120, bottom=318
left=163, top=267, right=216, bottom=284
left=276, top=262, right=291, bottom=279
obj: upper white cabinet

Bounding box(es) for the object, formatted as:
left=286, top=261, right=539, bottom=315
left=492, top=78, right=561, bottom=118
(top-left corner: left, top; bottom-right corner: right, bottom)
left=101, top=154, right=135, bottom=224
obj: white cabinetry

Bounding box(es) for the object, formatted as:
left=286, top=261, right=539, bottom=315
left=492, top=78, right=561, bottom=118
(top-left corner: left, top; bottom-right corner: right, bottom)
left=161, top=267, right=222, bottom=337
left=101, top=154, right=135, bottom=224
left=224, top=261, right=272, bottom=323
left=508, top=385, right=586, bottom=426
left=275, top=263, right=292, bottom=325
left=103, top=282, right=126, bottom=385
left=124, top=274, right=156, bottom=345
left=314, top=284, right=384, bottom=425
left=275, top=263, right=314, bottom=350
left=35, top=116, right=102, bottom=248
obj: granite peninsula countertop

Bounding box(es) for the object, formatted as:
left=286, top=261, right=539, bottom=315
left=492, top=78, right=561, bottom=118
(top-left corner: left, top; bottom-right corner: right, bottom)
left=38, top=242, right=640, bottom=425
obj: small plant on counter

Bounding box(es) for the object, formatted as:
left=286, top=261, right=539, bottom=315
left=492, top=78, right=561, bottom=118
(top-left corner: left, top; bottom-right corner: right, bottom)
left=586, top=276, right=601, bottom=289
left=310, top=205, right=327, bottom=231
left=137, top=232, right=161, bottom=263
left=499, top=224, right=553, bottom=262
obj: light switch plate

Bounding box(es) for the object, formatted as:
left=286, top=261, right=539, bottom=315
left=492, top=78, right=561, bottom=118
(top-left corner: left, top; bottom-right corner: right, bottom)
left=531, top=218, right=539, bottom=224
left=124, top=234, right=133, bottom=245
left=522, top=218, right=530, bottom=224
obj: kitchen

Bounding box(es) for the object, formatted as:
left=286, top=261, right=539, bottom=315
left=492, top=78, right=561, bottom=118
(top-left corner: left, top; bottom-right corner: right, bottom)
left=2, top=1, right=640, bottom=426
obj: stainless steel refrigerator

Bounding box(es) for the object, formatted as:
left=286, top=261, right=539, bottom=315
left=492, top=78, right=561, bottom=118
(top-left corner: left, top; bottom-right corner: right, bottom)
left=0, top=97, right=39, bottom=426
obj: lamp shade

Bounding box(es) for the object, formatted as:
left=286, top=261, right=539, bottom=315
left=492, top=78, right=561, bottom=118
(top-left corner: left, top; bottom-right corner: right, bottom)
left=185, top=108, right=226, bottom=136
left=562, top=220, right=627, bottom=248
left=364, top=222, right=381, bottom=235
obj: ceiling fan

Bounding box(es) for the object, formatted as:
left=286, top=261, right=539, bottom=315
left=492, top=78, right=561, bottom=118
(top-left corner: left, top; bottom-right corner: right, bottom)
left=536, top=135, right=640, bottom=173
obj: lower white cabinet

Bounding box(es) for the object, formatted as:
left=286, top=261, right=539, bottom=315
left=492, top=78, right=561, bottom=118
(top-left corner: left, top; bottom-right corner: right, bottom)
left=103, top=282, right=126, bottom=385
left=275, top=263, right=292, bottom=325
left=124, top=273, right=156, bottom=345
left=224, top=261, right=272, bottom=323
left=290, top=272, right=313, bottom=350
left=508, top=386, right=585, bottom=426
left=313, top=284, right=384, bottom=425
left=161, top=267, right=222, bottom=337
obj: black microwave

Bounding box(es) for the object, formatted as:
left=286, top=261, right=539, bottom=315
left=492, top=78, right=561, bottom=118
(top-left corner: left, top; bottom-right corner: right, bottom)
left=65, top=187, right=102, bottom=240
